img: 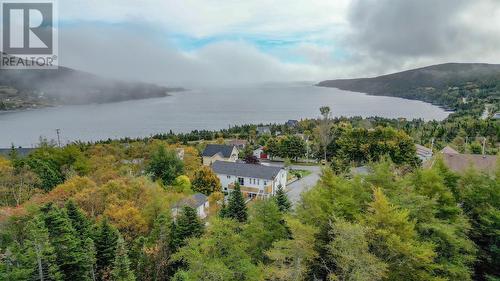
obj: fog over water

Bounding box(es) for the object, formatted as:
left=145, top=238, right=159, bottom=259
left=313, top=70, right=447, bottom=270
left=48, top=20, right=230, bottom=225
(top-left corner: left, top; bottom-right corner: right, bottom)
left=0, top=84, right=449, bottom=147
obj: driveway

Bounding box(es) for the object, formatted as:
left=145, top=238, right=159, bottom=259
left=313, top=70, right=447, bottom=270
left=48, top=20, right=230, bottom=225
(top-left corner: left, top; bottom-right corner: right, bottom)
left=264, top=162, right=322, bottom=206
left=286, top=165, right=321, bottom=206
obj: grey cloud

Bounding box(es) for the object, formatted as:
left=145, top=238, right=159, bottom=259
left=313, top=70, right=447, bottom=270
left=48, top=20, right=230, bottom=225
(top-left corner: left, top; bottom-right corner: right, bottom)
left=347, top=0, right=470, bottom=57
left=58, top=24, right=318, bottom=87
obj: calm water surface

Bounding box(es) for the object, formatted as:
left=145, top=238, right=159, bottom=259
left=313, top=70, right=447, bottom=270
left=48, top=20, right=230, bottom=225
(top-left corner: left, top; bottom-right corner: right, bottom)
left=0, top=84, right=449, bottom=147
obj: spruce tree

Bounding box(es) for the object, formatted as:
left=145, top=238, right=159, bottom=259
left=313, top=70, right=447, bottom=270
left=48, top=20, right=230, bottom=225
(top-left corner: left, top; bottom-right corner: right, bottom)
left=83, top=238, right=97, bottom=281
left=65, top=200, right=97, bottom=281
left=1, top=215, right=63, bottom=281
left=41, top=204, right=91, bottom=280
left=226, top=183, right=248, bottom=222
left=148, top=212, right=174, bottom=280
left=65, top=200, right=92, bottom=240
left=94, top=219, right=119, bottom=280
left=111, top=236, right=135, bottom=281
left=171, top=207, right=203, bottom=251
left=274, top=185, right=291, bottom=213
left=218, top=201, right=229, bottom=218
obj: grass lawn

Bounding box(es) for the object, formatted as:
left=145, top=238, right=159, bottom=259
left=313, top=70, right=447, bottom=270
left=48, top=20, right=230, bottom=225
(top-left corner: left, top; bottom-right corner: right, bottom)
left=287, top=169, right=313, bottom=181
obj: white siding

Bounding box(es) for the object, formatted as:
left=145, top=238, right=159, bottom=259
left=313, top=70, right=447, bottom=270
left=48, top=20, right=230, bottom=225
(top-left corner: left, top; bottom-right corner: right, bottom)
left=216, top=169, right=287, bottom=196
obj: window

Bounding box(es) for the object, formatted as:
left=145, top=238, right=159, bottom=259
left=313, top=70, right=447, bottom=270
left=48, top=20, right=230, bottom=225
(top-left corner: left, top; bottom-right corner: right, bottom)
left=264, top=181, right=267, bottom=185
left=227, top=175, right=231, bottom=179
left=238, top=177, right=244, bottom=185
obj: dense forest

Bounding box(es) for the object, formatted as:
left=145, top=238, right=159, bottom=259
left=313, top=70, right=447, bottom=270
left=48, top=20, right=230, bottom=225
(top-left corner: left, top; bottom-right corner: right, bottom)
left=0, top=141, right=498, bottom=280
left=0, top=109, right=498, bottom=280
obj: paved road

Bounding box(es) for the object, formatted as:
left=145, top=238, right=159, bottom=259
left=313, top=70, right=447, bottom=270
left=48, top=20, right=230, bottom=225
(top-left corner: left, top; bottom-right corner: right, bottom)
left=287, top=165, right=321, bottom=205
left=265, top=162, right=322, bottom=206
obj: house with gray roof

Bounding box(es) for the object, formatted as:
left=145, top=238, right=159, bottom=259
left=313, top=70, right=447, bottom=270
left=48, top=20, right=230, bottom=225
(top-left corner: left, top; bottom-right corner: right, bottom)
left=415, top=144, right=433, bottom=163
left=256, top=126, right=271, bottom=135
left=172, top=193, right=210, bottom=219
left=211, top=161, right=287, bottom=198
left=436, top=147, right=497, bottom=175
left=202, top=144, right=239, bottom=166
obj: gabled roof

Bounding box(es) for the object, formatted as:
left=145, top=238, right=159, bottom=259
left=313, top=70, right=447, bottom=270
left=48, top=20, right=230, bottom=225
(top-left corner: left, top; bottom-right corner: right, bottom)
left=257, top=126, right=271, bottom=134
left=174, top=193, right=208, bottom=209
left=227, top=139, right=247, bottom=146
left=442, top=153, right=497, bottom=174
left=211, top=161, right=282, bottom=180
left=202, top=144, right=236, bottom=158
left=415, top=144, right=433, bottom=156
left=441, top=146, right=459, bottom=155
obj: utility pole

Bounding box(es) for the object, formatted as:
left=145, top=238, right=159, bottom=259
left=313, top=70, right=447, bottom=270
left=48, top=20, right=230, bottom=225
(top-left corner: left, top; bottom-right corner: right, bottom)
left=482, top=137, right=486, bottom=157
left=56, top=129, right=61, bottom=147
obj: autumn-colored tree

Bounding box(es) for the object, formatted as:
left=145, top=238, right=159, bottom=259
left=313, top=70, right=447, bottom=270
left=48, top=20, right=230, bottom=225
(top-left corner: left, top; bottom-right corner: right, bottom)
left=191, top=166, right=221, bottom=195
left=0, top=158, right=40, bottom=206
left=172, top=175, right=192, bottom=193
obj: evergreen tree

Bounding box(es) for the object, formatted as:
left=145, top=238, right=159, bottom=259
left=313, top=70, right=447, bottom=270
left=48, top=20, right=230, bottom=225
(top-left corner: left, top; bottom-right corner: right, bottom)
left=84, top=238, right=97, bottom=281
left=274, top=185, right=291, bottom=213
left=94, top=219, right=119, bottom=281
left=218, top=201, right=229, bottom=218
left=243, top=200, right=290, bottom=262
left=65, top=200, right=97, bottom=281
left=41, top=204, right=91, bottom=281
left=26, top=215, right=63, bottom=281
left=172, top=218, right=263, bottom=281
left=148, top=212, right=174, bottom=280
left=171, top=207, right=203, bottom=251
left=65, top=200, right=93, bottom=240
left=327, top=219, right=387, bottom=281
left=111, top=236, right=135, bottom=281
left=128, top=237, right=149, bottom=281
left=146, top=146, right=184, bottom=186
left=1, top=215, right=63, bottom=281
left=364, top=188, right=438, bottom=281
left=226, top=183, right=248, bottom=222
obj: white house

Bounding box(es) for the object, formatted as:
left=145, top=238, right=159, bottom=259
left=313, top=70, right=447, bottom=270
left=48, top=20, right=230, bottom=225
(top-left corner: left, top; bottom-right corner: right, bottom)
left=415, top=144, right=433, bottom=163
left=253, top=146, right=269, bottom=160
left=211, top=161, right=287, bottom=198
left=202, top=144, right=239, bottom=166
left=172, top=193, right=210, bottom=219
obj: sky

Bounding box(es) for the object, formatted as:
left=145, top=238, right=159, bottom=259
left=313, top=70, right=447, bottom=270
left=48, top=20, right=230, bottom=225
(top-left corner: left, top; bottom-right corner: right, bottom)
left=57, top=0, right=500, bottom=86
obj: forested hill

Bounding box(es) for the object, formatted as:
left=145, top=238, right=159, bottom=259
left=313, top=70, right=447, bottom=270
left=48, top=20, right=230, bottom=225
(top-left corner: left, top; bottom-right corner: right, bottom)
left=317, top=63, right=500, bottom=111
left=0, top=66, right=183, bottom=110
